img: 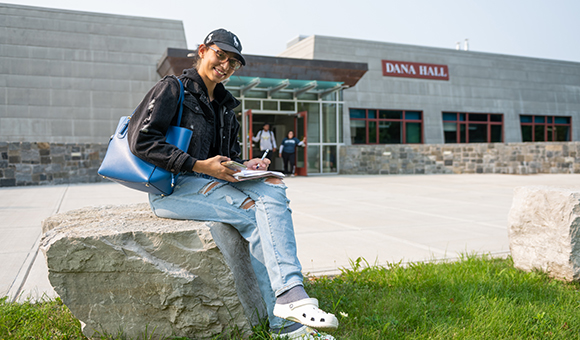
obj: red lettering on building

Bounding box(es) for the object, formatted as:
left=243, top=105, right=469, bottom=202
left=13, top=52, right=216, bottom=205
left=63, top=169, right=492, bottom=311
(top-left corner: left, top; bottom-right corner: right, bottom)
left=382, top=60, right=449, bottom=80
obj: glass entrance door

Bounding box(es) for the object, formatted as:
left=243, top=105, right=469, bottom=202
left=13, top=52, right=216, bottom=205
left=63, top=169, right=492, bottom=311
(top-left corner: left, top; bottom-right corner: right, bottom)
left=243, top=109, right=253, bottom=159
left=294, top=111, right=308, bottom=176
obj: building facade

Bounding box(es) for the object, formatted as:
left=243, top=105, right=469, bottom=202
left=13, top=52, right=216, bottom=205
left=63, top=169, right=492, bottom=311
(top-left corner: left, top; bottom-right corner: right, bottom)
left=1, top=4, right=579, bottom=186
left=280, top=35, right=579, bottom=144
left=279, top=35, right=580, bottom=175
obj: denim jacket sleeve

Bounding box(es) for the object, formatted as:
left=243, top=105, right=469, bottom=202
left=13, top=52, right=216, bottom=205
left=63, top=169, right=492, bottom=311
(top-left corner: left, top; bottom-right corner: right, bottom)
left=127, top=76, right=196, bottom=174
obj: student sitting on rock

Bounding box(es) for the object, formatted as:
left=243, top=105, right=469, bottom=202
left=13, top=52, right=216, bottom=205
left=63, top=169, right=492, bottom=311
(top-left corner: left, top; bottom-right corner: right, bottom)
left=128, top=28, right=338, bottom=340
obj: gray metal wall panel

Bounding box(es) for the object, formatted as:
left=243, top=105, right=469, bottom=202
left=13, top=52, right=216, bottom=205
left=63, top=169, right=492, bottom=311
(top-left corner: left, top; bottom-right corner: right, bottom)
left=0, top=3, right=186, bottom=143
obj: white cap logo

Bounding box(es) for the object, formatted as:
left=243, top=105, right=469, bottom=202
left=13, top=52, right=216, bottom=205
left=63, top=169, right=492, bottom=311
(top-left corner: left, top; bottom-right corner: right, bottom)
left=205, top=33, right=213, bottom=44
left=233, top=36, right=239, bottom=48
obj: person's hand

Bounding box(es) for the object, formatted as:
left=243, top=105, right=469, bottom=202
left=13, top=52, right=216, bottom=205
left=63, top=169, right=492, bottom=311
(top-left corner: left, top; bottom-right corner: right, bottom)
left=245, top=158, right=270, bottom=170
left=192, top=155, right=238, bottom=182
left=279, top=153, right=282, bottom=157
left=273, top=148, right=277, bottom=153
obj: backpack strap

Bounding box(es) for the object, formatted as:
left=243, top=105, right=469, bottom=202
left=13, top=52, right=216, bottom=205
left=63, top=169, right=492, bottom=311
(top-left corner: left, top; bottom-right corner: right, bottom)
left=174, top=76, right=185, bottom=126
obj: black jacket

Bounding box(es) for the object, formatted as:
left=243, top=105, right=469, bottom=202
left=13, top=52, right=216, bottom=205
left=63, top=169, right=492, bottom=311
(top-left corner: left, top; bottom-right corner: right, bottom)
left=128, top=68, right=243, bottom=174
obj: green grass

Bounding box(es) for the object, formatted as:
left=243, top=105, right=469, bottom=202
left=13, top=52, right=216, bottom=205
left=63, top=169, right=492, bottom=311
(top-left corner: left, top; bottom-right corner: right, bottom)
left=307, top=255, right=580, bottom=339
left=0, top=295, right=85, bottom=339
left=2, top=255, right=580, bottom=339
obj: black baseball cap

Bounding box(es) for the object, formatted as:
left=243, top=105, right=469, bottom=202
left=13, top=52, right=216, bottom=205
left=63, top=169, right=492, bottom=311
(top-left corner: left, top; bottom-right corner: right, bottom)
left=204, top=28, right=246, bottom=66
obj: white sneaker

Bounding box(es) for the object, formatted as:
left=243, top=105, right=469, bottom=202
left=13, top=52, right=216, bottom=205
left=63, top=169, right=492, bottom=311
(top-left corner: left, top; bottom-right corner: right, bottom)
left=271, top=325, right=336, bottom=339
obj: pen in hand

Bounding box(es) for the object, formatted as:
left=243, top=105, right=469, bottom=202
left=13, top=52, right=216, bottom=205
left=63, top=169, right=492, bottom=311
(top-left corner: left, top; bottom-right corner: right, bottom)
left=256, top=149, right=269, bottom=169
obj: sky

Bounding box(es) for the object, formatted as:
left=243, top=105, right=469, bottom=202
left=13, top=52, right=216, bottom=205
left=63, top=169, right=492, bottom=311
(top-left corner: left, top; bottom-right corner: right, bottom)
left=3, top=0, right=580, bottom=63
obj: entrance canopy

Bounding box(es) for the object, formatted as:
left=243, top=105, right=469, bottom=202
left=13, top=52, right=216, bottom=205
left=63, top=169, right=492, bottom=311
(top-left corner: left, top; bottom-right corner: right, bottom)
left=224, top=76, right=344, bottom=99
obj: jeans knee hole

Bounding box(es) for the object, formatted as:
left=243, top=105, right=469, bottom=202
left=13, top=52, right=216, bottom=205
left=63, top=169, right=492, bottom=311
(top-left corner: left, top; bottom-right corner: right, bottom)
left=200, top=181, right=220, bottom=195
left=265, top=178, right=284, bottom=185
left=241, top=197, right=255, bottom=210
left=264, top=178, right=286, bottom=189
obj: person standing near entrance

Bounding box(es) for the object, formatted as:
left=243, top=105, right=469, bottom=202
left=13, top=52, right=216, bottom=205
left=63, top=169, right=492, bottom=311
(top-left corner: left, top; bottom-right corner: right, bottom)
left=253, top=123, right=277, bottom=161
left=279, top=131, right=305, bottom=176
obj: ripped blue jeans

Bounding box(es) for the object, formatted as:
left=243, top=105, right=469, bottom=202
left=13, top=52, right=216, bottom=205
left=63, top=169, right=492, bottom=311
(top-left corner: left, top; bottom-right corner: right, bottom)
left=148, top=173, right=303, bottom=329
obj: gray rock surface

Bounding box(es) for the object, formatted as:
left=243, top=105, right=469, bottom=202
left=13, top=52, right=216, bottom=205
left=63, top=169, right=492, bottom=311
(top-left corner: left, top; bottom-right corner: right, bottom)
left=40, top=203, right=267, bottom=339
left=508, top=186, right=580, bottom=281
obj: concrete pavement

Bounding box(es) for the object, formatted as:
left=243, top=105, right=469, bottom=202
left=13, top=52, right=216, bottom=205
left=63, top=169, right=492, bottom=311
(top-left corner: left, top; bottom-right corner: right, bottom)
left=2, top=174, right=579, bottom=302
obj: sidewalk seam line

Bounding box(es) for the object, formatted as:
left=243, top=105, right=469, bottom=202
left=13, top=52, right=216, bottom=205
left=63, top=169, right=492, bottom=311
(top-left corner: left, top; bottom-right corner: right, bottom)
left=8, top=234, right=41, bottom=302
left=9, top=184, right=69, bottom=302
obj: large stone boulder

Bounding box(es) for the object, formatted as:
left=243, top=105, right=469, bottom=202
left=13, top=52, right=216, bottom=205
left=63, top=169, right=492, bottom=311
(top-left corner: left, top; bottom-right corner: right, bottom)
left=40, top=203, right=267, bottom=339
left=508, top=186, right=580, bottom=281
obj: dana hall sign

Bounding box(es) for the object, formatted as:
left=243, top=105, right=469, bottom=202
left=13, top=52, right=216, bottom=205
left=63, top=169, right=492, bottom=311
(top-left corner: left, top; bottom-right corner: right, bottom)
left=382, top=60, right=449, bottom=81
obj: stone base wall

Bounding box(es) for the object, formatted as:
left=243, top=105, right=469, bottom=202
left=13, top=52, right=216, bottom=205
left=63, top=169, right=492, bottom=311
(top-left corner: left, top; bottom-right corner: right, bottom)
left=340, top=142, right=580, bottom=175
left=2, top=141, right=580, bottom=187
left=0, top=142, right=107, bottom=187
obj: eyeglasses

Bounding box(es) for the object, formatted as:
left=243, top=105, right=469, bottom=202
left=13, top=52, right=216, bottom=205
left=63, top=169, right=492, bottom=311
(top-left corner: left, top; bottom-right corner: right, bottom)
left=208, top=46, right=242, bottom=71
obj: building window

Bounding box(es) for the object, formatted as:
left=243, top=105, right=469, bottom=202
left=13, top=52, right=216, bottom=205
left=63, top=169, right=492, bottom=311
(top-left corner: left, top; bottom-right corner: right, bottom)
left=442, top=112, right=503, bottom=143
left=520, top=115, right=572, bottom=142
left=350, top=109, right=423, bottom=144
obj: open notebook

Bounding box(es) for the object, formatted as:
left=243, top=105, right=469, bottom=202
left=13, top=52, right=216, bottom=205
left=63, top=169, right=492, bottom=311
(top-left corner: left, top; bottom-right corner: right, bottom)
left=222, top=161, right=285, bottom=181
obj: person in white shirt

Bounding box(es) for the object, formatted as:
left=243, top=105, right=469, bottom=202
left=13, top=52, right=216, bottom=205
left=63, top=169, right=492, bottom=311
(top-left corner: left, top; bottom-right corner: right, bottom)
left=252, top=123, right=277, bottom=161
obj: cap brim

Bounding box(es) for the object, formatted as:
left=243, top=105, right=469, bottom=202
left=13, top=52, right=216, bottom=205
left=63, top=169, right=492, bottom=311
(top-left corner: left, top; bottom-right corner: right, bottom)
left=214, top=42, right=246, bottom=66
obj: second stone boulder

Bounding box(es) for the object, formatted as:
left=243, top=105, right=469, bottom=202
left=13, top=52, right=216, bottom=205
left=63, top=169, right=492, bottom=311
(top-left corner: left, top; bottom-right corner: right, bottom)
left=508, top=186, right=580, bottom=282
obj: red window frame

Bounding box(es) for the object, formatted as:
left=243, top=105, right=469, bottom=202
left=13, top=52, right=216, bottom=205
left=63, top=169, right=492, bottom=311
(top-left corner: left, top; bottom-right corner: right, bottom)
left=442, top=112, right=504, bottom=143
left=520, top=115, right=572, bottom=142
left=350, top=109, right=424, bottom=144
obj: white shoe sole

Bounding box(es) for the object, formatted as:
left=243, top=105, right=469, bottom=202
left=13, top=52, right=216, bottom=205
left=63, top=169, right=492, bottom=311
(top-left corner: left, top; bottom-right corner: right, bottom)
left=271, top=325, right=336, bottom=339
